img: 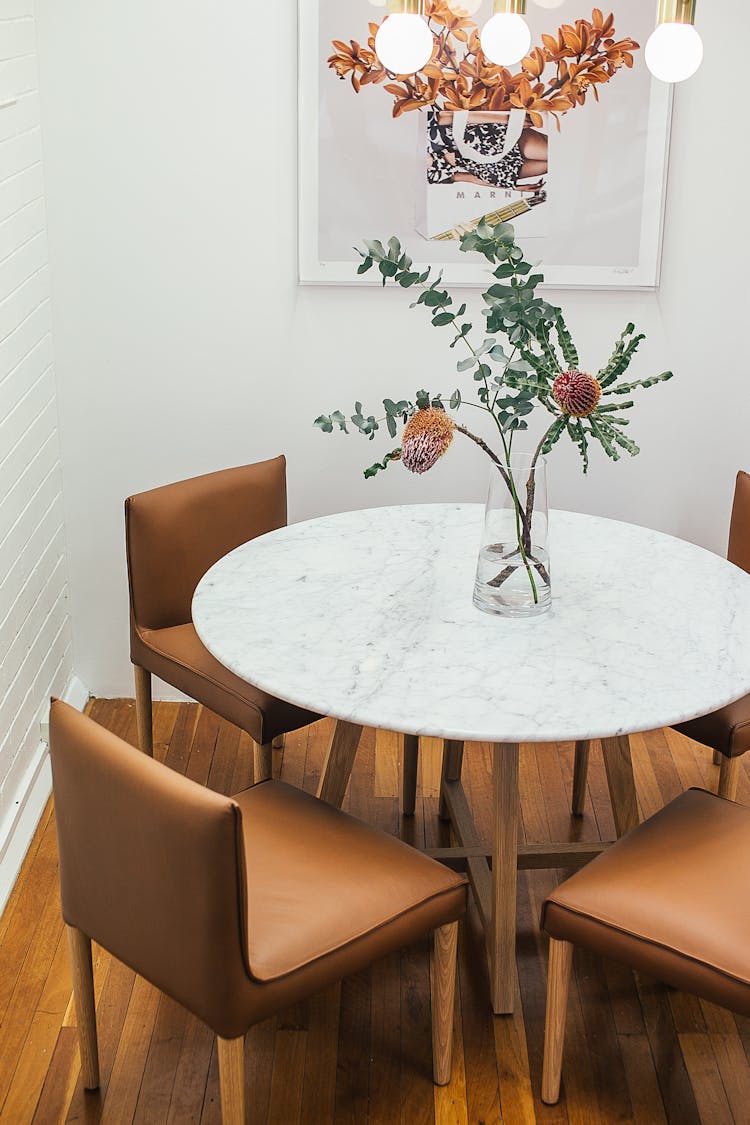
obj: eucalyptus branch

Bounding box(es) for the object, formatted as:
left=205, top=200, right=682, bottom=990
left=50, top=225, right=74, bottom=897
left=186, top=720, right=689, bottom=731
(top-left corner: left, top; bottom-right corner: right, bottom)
left=314, top=221, right=675, bottom=604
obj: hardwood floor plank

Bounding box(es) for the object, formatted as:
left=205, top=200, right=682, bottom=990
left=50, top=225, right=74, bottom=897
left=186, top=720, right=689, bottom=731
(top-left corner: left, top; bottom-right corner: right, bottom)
left=1, top=1009, right=67, bottom=1124
left=164, top=1017, right=214, bottom=1125
left=334, top=969, right=372, bottom=1125
left=616, top=1033, right=668, bottom=1125
left=31, top=1026, right=80, bottom=1125
left=100, top=975, right=161, bottom=1123
left=369, top=955, right=401, bottom=1125
left=456, top=908, right=502, bottom=1125
left=399, top=942, right=435, bottom=1125
left=267, top=1024, right=307, bottom=1125
left=678, top=1033, right=734, bottom=1125
left=184, top=707, right=221, bottom=788
left=635, top=974, right=702, bottom=1125
left=301, top=984, right=342, bottom=1125
left=132, top=995, right=189, bottom=1124
left=0, top=798, right=54, bottom=950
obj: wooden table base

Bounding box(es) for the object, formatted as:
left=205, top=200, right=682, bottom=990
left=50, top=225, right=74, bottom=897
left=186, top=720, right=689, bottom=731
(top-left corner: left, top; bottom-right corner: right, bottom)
left=437, top=737, right=639, bottom=1015
left=316, top=729, right=640, bottom=1016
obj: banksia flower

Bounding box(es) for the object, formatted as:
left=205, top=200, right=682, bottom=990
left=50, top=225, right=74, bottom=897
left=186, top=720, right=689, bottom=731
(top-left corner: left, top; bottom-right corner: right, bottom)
left=401, top=407, right=454, bottom=474
left=552, top=370, right=602, bottom=418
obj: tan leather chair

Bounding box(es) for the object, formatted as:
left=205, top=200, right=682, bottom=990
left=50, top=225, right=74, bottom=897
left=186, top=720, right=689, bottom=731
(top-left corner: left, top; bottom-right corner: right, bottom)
left=50, top=701, right=467, bottom=1123
left=125, top=457, right=319, bottom=780
left=571, top=470, right=750, bottom=810
left=540, top=788, right=750, bottom=1104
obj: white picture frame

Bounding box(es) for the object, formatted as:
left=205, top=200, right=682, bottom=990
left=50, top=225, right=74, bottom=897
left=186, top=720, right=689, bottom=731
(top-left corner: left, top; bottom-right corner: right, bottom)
left=299, top=0, right=673, bottom=290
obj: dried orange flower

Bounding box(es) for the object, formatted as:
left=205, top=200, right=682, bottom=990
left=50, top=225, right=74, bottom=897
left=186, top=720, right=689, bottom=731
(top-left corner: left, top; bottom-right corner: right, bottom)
left=328, top=8, right=639, bottom=124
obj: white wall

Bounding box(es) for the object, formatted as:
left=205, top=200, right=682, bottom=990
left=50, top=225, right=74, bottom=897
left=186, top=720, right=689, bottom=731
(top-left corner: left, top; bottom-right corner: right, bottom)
left=33, top=0, right=750, bottom=697
left=0, top=0, right=82, bottom=908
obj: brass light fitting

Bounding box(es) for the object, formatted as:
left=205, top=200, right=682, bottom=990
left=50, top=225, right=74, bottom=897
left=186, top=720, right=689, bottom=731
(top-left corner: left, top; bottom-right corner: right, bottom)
left=492, top=0, right=527, bottom=15
left=657, top=0, right=697, bottom=25
left=386, top=0, right=425, bottom=14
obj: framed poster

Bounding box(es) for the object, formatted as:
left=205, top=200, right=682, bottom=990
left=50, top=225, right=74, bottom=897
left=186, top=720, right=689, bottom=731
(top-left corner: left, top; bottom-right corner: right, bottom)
left=299, top=1, right=673, bottom=289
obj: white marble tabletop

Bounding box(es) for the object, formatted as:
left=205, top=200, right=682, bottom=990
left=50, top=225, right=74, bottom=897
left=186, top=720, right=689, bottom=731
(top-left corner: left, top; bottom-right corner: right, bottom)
left=192, top=505, right=750, bottom=744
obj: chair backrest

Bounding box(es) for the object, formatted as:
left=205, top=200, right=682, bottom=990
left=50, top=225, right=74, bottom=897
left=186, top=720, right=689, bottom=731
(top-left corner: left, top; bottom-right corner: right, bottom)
left=50, top=701, right=251, bottom=1031
left=125, top=456, right=287, bottom=632
left=728, top=470, right=750, bottom=573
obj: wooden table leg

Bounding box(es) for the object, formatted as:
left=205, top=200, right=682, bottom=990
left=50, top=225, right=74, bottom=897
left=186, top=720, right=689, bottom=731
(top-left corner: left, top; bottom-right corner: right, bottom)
left=439, top=740, right=464, bottom=820
left=317, top=720, right=363, bottom=807
left=401, top=734, right=420, bottom=817
left=490, top=742, right=519, bottom=1015
left=571, top=740, right=590, bottom=816
left=601, top=735, right=639, bottom=837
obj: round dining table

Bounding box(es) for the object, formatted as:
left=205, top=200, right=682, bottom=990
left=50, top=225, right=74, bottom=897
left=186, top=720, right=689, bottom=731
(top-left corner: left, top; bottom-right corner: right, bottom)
left=193, top=504, right=750, bottom=1015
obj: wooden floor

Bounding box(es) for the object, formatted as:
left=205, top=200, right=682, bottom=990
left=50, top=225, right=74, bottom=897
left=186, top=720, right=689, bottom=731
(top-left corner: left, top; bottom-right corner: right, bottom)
left=2, top=702, right=750, bottom=1124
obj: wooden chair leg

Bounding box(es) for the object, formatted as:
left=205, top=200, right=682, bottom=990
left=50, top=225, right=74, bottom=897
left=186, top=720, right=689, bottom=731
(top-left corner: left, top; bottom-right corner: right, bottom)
left=571, top=740, right=590, bottom=817
left=718, top=755, right=741, bottom=801
left=66, top=925, right=100, bottom=1090
left=713, top=750, right=723, bottom=767
left=430, top=921, right=459, bottom=1086
left=439, top=740, right=464, bottom=820
left=134, top=665, right=153, bottom=756
left=542, top=937, right=574, bottom=1105
left=217, top=1035, right=245, bottom=1125
left=402, top=735, right=419, bottom=817
left=253, top=742, right=273, bottom=783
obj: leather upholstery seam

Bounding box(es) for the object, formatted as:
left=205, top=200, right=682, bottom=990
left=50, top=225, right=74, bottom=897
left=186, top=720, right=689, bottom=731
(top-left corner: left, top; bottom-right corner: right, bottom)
left=247, top=879, right=468, bottom=984
left=543, top=901, right=750, bottom=992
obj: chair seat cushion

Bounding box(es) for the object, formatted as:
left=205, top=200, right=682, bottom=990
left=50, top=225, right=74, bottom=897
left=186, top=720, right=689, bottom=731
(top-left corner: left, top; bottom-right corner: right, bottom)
left=675, top=695, right=750, bottom=759
left=132, top=623, right=320, bottom=744
left=234, top=780, right=467, bottom=983
left=542, top=789, right=750, bottom=1017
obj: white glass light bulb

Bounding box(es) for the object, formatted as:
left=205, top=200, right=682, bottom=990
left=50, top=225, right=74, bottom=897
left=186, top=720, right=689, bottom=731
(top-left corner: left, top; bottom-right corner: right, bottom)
left=531, top=0, right=565, bottom=8
left=480, top=12, right=532, bottom=65
left=447, top=0, right=483, bottom=15
left=645, top=22, right=703, bottom=83
left=375, top=14, right=434, bottom=74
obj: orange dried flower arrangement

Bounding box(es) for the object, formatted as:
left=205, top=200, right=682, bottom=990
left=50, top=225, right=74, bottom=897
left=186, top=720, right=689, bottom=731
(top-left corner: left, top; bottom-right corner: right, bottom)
left=329, top=5, right=639, bottom=127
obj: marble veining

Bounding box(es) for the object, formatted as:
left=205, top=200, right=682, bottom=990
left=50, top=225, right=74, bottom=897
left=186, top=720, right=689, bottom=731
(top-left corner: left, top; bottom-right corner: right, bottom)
left=192, top=505, right=750, bottom=743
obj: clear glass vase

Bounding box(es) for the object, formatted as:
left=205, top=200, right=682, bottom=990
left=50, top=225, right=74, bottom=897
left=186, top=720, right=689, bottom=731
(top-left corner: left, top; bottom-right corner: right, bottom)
left=473, top=454, right=551, bottom=618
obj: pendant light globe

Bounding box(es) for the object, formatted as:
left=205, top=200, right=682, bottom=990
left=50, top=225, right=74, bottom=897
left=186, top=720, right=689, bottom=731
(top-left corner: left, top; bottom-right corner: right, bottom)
left=375, top=11, right=434, bottom=75
left=645, top=21, right=703, bottom=82
left=480, top=11, right=531, bottom=65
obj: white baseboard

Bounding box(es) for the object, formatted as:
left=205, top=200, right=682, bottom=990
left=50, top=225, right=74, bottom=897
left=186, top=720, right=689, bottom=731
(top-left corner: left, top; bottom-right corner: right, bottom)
left=0, top=674, right=90, bottom=919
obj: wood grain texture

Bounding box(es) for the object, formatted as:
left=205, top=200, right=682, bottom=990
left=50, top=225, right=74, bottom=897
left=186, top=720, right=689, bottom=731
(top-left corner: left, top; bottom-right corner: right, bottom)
left=402, top=735, right=419, bottom=817
left=430, top=922, right=459, bottom=1085
left=601, top=735, right=640, bottom=837
left=439, top=741, right=464, bottom=821
left=217, top=1036, right=245, bottom=1125
left=133, top=665, right=153, bottom=756
left=542, top=938, right=573, bottom=1105
left=571, top=741, right=590, bottom=817
left=316, top=720, right=363, bottom=807
left=718, top=756, right=741, bottom=801
left=253, top=741, right=273, bottom=783
left=490, top=743, right=520, bottom=1016
left=2, top=701, right=749, bottom=1122
left=65, top=927, right=99, bottom=1090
